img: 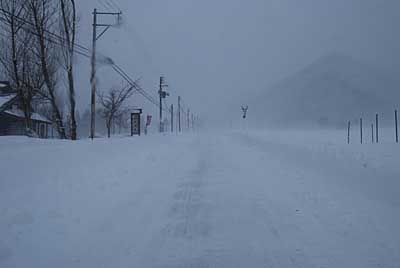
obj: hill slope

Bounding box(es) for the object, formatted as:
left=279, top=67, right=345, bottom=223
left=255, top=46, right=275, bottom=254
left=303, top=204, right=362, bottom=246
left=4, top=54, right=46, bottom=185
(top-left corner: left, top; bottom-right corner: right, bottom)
left=252, top=53, right=399, bottom=127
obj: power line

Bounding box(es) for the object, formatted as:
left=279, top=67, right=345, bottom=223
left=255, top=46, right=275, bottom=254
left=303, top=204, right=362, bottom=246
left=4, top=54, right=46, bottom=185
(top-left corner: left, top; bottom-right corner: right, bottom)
left=0, top=8, right=195, bottom=121
left=0, top=8, right=164, bottom=112
left=108, top=0, right=122, bottom=12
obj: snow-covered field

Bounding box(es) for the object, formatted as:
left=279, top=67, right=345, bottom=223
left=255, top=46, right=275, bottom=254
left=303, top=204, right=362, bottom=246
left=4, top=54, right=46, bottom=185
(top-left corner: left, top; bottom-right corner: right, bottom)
left=0, top=129, right=399, bottom=267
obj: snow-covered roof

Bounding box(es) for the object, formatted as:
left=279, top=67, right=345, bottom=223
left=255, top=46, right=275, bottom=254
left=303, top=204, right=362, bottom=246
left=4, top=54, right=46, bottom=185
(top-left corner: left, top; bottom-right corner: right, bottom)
left=0, top=82, right=7, bottom=87
left=4, top=108, right=52, bottom=123
left=0, top=94, right=17, bottom=108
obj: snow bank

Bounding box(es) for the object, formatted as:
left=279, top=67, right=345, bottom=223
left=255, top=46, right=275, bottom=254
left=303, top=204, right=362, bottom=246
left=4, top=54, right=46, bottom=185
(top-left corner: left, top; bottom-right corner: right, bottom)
left=0, top=129, right=399, bottom=267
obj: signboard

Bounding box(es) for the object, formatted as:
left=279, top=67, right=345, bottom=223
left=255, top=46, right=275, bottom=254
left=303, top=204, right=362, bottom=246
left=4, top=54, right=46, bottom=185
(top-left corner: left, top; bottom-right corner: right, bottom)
left=131, top=109, right=142, bottom=136
left=146, top=115, right=152, bottom=127
left=144, top=115, right=152, bottom=135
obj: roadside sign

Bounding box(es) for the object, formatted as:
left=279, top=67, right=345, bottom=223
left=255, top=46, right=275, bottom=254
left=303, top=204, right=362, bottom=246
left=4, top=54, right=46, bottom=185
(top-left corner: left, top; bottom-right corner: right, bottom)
left=131, top=109, right=143, bottom=136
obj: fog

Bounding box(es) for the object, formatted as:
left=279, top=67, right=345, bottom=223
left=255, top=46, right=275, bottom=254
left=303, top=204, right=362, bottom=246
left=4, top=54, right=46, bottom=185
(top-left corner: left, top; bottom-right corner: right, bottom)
left=74, top=0, right=400, bottom=128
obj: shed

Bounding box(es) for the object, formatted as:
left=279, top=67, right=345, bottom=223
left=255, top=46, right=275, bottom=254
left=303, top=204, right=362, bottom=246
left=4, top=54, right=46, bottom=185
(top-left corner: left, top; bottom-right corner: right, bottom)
left=0, top=81, right=52, bottom=138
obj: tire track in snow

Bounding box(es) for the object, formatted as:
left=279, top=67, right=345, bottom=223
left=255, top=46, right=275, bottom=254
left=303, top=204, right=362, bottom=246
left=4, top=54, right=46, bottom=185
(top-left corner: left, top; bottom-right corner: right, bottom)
left=141, top=138, right=225, bottom=267
left=164, top=158, right=211, bottom=239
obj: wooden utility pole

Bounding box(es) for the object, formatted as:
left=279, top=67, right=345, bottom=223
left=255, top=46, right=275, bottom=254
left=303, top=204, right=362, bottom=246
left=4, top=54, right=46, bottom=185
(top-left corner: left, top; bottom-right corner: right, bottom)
left=347, top=121, right=351, bottom=144
left=90, top=9, right=122, bottom=139
left=170, top=104, right=174, bottom=133
left=395, top=109, right=398, bottom=143
left=178, top=96, right=181, bottom=132
left=158, top=76, right=169, bottom=132
left=90, top=9, right=97, bottom=140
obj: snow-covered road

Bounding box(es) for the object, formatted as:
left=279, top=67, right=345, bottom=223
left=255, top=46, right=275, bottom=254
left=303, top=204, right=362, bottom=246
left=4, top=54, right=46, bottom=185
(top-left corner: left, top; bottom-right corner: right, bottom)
left=0, top=130, right=399, bottom=267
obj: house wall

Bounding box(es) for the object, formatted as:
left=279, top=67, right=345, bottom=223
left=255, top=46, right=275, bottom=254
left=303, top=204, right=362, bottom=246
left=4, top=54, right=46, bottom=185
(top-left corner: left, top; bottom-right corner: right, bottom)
left=0, top=114, right=26, bottom=136
left=0, top=113, right=50, bottom=138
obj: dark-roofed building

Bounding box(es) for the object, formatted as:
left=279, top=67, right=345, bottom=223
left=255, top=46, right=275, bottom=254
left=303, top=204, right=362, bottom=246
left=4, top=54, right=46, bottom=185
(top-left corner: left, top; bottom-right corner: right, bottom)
left=0, top=81, right=52, bottom=138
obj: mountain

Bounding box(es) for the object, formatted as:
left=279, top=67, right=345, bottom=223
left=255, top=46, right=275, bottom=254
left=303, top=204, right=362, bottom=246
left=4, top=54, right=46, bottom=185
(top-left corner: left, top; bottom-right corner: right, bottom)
left=251, top=53, right=399, bottom=127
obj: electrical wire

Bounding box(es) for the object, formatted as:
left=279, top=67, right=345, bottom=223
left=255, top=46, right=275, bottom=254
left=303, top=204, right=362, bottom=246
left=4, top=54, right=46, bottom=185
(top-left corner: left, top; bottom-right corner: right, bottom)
left=0, top=8, right=194, bottom=118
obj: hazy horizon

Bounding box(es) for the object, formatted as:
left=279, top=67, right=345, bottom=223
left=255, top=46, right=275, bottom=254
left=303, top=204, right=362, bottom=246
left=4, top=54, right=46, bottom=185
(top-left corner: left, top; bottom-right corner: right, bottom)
left=73, top=0, right=400, bottom=126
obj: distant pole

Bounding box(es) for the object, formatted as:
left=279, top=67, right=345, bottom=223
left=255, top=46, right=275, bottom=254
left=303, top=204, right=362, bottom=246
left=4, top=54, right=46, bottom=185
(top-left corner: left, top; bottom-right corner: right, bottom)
left=347, top=121, right=350, bottom=144
left=360, top=118, right=363, bottom=144
left=187, top=108, right=190, bottom=130
left=178, top=96, right=181, bottom=132
left=158, top=76, right=169, bottom=133
left=159, top=77, right=163, bottom=133
left=371, top=124, right=374, bottom=144
left=395, top=109, right=398, bottom=143
left=375, top=114, right=379, bottom=143
left=191, top=114, right=194, bottom=131
left=170, top=104, right=174, bottom=133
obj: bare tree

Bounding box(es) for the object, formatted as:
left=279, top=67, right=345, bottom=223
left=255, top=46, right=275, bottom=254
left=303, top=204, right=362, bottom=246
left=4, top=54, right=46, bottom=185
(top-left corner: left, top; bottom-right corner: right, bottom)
left=114, top=111, right=129, bottom=134
left=0, top=0, right=38, bottom=131
left=27, top=0, right=66, bottom=139
left=98, top=84, right=135, bottom=138
left=59, top=0, right=77, bottom=140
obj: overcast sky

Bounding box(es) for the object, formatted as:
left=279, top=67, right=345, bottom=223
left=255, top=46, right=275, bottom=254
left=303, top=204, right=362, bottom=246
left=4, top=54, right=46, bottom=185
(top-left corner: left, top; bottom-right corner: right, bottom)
left=75, top=0, right=400, bottom=123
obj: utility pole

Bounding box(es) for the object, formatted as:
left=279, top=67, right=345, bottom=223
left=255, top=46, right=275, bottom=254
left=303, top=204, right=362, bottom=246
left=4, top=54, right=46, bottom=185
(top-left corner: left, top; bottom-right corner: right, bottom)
left=191, top=114, right=195, bottom=131
left=158, top=76, right=169, bottom=132
left=90, top=8, right=122, bottom=140
left=90, top=9, right=97, bottom=140
left=372, top=124, right=374, bottom=144
left=360, top=118, right=363, bottom=144
left=376, top=114, right=379, bottom=143
left=187, top=108, right=190, bottom=130
left=347, top=121, right=351, bottom=144
left=178, top=96, right=181, bottom=132
left=395, top=109, right=398, bottom=143
left=170, top=104, right=174, bottom=133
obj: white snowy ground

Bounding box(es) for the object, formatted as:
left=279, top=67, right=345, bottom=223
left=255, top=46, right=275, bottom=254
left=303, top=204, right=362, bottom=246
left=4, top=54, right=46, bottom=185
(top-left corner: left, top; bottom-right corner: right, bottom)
left=0, top=129, right=399, bottom=268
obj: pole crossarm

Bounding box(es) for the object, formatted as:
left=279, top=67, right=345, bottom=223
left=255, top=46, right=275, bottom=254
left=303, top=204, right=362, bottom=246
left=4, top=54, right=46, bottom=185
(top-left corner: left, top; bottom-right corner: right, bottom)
left=96, top=25, right=111, bottom=40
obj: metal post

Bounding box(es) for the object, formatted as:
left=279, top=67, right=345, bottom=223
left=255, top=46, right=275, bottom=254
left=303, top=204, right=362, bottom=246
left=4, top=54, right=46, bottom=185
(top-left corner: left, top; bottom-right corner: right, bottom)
left=395, top=109, right=398, bottom=143
left=178, top=96, right=181, bottom=132
left=90, top=9, right=97, bottom=140
left=360, top=118, right=363, bottom=144
left=376, top=114, right=379, bottom=143
left=347, top=121, right=350, bottom=144
left=171, top=104, right=174, bottom=133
